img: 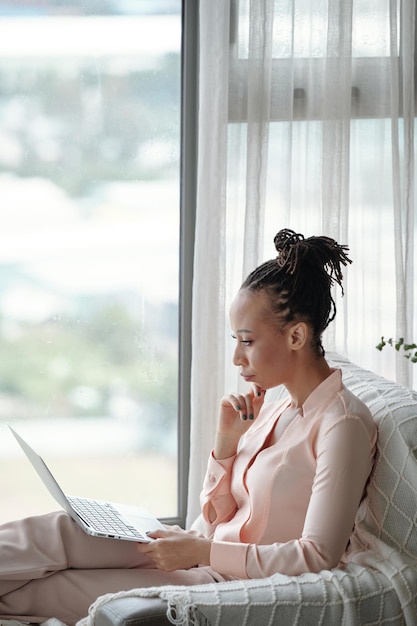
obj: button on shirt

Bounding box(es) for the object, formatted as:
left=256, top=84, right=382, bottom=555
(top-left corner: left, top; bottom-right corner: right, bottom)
left=199, top=369, right=377, bottom=580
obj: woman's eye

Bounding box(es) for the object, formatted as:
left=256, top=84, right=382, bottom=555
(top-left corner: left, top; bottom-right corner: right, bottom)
left=231, top=334, right=252, bottom=346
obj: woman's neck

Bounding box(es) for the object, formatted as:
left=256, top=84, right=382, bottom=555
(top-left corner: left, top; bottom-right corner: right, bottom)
left=287, top=355, right=332, bottom=408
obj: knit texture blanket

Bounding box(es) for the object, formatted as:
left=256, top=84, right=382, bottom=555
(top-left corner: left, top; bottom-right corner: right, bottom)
left=79, top=354, right=417, bottom=625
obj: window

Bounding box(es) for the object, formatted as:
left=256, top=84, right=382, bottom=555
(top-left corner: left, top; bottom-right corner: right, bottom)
left=0, top=0, right=191, bottom=525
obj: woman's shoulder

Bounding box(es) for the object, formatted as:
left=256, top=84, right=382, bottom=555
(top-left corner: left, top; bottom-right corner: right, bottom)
left=305, top=369, right=376, bottom=438
left=315, top=383, right=377, bottom=446
left=336, top=384, right=376, bottom=434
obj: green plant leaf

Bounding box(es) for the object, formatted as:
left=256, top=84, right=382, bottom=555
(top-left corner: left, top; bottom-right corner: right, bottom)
left=375, top=337, right=417, bottom=364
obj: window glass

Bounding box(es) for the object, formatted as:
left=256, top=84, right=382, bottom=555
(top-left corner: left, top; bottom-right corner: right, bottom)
left=0, top=1, right=181, bottom=523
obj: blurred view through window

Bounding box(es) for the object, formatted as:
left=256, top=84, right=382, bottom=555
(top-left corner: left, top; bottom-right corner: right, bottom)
left=0, top=1, right=181, bottom=522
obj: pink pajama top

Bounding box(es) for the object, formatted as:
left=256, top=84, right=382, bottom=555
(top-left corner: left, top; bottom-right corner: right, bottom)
left=200, top=369, right=377, bottom=579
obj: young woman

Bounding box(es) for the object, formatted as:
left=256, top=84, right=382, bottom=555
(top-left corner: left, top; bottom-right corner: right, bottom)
left=0, top=229, right=377, bottom=624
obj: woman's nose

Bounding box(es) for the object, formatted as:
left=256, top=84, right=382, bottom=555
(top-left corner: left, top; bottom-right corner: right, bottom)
left=233, top=344, right=245, bottom=366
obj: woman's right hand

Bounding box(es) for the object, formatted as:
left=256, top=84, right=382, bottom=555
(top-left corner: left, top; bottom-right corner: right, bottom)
left=214, top=384, right=265, bottom=459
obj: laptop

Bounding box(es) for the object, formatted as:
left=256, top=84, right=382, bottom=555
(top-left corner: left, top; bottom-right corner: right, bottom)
left=8, top=424, right=165, bottom=542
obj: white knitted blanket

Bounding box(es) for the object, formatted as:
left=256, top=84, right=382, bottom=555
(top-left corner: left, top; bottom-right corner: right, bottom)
left=78, top=558, right=414, bottom=625
left=78, top=354, right=417, bottom=626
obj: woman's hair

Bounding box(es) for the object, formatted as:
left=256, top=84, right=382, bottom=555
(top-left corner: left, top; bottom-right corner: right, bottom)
left=241, top=228, right=352, bottom=356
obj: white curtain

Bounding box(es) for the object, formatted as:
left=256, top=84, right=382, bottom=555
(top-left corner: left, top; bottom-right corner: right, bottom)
left=186, top=0, right=416, bottom=525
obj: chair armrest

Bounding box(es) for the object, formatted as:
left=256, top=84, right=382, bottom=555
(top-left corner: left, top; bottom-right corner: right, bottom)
left=94, top=596, right=171, bottom=626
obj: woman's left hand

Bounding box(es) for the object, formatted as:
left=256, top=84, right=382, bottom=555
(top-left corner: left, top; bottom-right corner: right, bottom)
left=136, top=526, right=211, bottom=571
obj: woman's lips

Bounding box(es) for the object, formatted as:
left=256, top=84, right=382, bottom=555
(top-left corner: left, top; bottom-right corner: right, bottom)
left=241, top=373, right=255, bottom=382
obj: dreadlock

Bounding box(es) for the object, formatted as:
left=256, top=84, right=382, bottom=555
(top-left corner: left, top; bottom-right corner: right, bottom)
left=241, top=228, right=352, bottom=357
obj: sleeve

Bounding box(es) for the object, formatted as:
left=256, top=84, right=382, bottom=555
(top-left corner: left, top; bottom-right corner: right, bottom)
left=199, top=451, right=238, bottom=536
left=209, top=414, right=377, bottom=578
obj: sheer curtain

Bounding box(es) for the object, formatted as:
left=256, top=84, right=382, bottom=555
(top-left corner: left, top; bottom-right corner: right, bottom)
left=187, top=0, right=415, bottom=524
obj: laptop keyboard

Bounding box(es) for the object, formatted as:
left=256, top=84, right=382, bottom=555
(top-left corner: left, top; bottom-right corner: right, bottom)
left=67, top=496, right=146, bottom=540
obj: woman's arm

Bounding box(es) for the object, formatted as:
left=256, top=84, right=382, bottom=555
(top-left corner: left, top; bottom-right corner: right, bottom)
left=210, top=414, right=377, bottom=578
left=214, top=386, right=266, bottom=459
left=201, top=387, right=266, bottom=526
left=136, top=388, right=267, bottom=570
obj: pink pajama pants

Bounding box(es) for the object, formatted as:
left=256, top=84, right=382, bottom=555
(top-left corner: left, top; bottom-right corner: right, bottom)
left=0, top=511, right=221, bottom=625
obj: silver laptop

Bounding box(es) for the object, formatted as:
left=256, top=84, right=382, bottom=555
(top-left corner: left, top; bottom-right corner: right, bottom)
left=8, top=424, right=164, bottom=542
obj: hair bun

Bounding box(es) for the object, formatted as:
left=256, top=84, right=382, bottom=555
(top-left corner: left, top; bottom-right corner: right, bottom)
left=274, top=229, right=306, bottom=273
left=273, top=228, right=351, bottom=287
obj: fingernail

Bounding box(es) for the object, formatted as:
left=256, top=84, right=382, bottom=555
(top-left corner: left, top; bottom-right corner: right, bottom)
left=236, top=405, right=241, bottom=411
left=257, top=392, right=262, bottom=397
left=242, top=414, right=247, bottom=420
left=249, top=413, right=254, bottom=420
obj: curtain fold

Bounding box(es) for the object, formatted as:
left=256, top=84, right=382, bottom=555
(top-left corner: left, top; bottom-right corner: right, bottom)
left=186, top=0, right=231, bottom=526
left=187, top=0, right=416, bottom=523
left=242, top=0, right=274, bottom=278
left=392, top=0, right=415, bottom=387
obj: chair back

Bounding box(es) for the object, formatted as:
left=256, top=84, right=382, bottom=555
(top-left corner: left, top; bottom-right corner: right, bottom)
left=330, top=354, right=417, bottom=561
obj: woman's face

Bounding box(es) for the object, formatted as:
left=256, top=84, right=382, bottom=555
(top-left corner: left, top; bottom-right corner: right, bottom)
left=230, top=288, right=296, bottom=391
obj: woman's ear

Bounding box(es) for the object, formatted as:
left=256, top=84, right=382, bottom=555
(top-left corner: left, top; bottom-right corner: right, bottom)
left=288, top=322, right=308, bottom=351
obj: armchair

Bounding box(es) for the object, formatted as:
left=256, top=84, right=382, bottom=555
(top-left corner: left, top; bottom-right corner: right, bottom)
left=83, top=353, right=417, bottom=626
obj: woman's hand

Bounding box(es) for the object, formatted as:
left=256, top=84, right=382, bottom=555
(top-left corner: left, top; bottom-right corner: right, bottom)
left=136, top=527, right=211, bottom=571
left=214, top=383, right=265, bottom=459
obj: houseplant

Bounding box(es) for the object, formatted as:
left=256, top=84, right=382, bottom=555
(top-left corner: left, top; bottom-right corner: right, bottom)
left=376, top=337, right=417, bottom=363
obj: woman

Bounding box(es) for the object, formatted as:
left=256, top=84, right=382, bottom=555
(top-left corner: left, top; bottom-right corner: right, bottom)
left=0, top=229, right=377, bottom=624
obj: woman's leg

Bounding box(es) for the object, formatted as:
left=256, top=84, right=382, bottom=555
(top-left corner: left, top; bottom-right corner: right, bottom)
left=0, top=511, right=218, bottom=624
left=0, top=566, right=217, bottom=625
left=0, top=510, right=146, bottom=594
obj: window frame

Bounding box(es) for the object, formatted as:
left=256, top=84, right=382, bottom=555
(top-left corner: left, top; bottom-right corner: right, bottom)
left=229, top=57, right=394, bottom=122
left=168, top=0, right=199, bottom=528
